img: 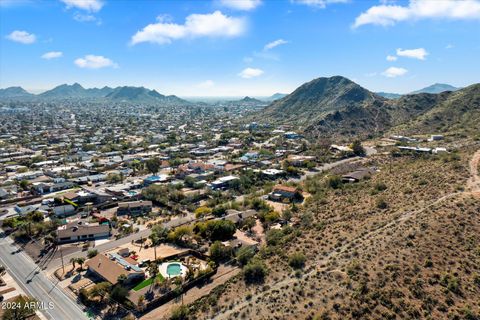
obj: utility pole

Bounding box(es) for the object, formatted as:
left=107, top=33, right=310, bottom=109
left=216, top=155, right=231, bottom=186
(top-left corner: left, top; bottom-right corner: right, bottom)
left=60, top=244, right=65, bottom=275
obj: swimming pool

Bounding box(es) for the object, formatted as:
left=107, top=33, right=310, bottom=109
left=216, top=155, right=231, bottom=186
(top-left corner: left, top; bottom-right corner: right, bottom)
left=166, top=263, right=182, bottom=277
left=159, top=262, right=188, bottom=278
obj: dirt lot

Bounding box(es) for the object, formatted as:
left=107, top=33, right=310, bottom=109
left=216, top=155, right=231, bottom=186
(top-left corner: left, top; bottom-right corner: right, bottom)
left=265, top=200, right=288, bottom=213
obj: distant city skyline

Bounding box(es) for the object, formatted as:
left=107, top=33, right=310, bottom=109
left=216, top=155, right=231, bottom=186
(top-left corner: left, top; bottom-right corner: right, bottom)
left=1, top=0, right=480, bottom=96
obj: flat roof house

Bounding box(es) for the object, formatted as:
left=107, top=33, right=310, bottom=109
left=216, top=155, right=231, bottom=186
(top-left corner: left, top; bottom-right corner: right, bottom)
left=209, top=175, right=240, bottom=190
left=341, top=167, right=377, bottom=183
left=117, top=200, right=152, bottom=217
left=57, top=222, right=110, bottom=244
left=52, top=204, right=76, bottom=218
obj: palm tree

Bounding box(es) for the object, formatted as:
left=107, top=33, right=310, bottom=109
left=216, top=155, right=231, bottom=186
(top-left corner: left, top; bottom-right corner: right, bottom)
left=146, top=262, right=158, bottom=293
left=77, top=257, right=85, bottom=271
left=70, top=257, right=77, bottom=270
left=149, top=233, right=159, bottom=261
left=149, top=225, right=169, bottom=261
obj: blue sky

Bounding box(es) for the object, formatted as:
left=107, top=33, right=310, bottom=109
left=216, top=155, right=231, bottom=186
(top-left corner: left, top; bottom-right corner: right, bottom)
left=1, top=0, right=479, bottom=96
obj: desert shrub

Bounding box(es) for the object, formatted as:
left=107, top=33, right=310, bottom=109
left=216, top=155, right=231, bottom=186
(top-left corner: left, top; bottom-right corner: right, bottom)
left=440, top=274, right=461, bottom=294
left=243, top=260, right=267, bottom=284
left=87, top=249, right=98, bottom=258
left=376, top=198, right=388, bottom=209
left=327, top=176, right=342, bottom=189
left=170, top=305, right=189, bottom=320
left=236, top=246, right=256, bottom=266
left=288, top=252, right=306, bottom=269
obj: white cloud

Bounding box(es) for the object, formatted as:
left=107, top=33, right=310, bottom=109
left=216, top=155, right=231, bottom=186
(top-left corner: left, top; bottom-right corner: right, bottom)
left=74, top=54, right=118, bottom=69
left=60, top=0, right=103, bottom=12
left=292, top=0, right=348, bottom=9
left=264, top=39, right=288, bottom=51
left=6, top=30, right=36, bottom=44
left=353, top=0, right=480, bottom=28
left=445, top=43, right=454, bottom=49
left=41, top=51, right=63, bottom=59
left=131, top=11, right=246, bottom=45
left=396, top=48, right=428, bottom=60
left=73, top=13, right=96, bottom=22
left=386, top=55, right=397, bottom=61
left=239, top=67, right=264, bottom=78
left=197, top=80, right=215, bottom=89
left=382, top=66, right=408, bottom=78
left=220, top=0, right=261, bottom=10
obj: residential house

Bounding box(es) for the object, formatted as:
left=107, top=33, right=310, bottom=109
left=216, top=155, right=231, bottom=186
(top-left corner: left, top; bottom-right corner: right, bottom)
left=56, top=222, right=110, bottom=243
left=261, top=169, right=284, bottom=179
left=143, top=174, right=170, bottom=186
left=117, top=200, right=152, bottom=217
left=209, top=175, right=240, bottom=190
left=341, top=167, right=377, bottom=183
left=284, top=131, right=301, bottom=139
left=85, top=253, right=144, bottom=285
left=428, top=135, right=444, bottom=141
left=0, top=188, right=9, bottom=200
left=52, top=204, right=76, bottom=217
left=269, top=185, right=302, bottom=202
left=222, top=209, right=257, bottom=225
left=287, top=155, right=315, bottom=167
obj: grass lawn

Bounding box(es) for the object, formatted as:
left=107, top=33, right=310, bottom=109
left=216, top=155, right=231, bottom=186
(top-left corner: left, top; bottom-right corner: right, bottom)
left=133, top=274, right=165, bottom=291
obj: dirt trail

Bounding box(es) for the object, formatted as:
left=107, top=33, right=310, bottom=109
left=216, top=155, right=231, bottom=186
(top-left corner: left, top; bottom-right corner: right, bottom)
left=212, top=149, right=480, bottom=320
left=467, top=149, right=480, bottom=192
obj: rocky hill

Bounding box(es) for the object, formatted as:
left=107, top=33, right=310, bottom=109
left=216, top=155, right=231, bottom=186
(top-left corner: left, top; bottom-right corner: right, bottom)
left=256, top=76, right=479, bottom=140
left=0, top=86, right=34, bottom=99
left=105, top=86, right=188, bottom=104
left=392, top=83, right=480, bottom=136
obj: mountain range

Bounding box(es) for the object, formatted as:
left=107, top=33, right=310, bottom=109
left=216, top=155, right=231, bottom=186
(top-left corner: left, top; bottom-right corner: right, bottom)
left=264, top=93, right=288, bottom=101
left=0, top=83, right=189, bottom=105
left=0, top=86, right=34, bottom=98
left=257, top=76, right=478, bottom=139
left=376, top=83, right=460, bottom=99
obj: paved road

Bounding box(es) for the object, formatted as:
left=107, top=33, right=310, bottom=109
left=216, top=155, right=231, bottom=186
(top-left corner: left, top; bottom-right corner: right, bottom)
left=0, top=232, right=88, bottom=320
left=291, top=146, right=377, bottom=182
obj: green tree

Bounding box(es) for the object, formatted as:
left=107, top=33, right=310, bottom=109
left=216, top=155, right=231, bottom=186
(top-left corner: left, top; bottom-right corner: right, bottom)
left=110, top=285, right=129, bottom=302
left=149, top=225, right=168, bottom=260
left=209, top=241, right=233, bottom=262
left=19, top=180, right=30, bottom=191
left=351, top=140, right=366, bottom=156
left=89, top=282, right=111, bottom=302
left=194, top=206, right=212, bottom=218
left=145, top=157, right=161, bottom=175
left=76, top=257, right=86, bottom=270
left=70, top=257, right=77, bottom=270
left=236, top=246, right=256, bottom=266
